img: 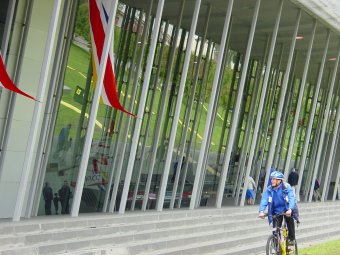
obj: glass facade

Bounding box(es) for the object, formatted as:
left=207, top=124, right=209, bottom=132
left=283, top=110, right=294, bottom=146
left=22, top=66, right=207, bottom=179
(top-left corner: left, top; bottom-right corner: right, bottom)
left=0, top=0, right=340, bottom=220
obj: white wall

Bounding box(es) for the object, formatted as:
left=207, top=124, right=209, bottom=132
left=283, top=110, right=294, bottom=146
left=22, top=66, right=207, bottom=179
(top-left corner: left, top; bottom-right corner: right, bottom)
left=0, top=0, right=61, bottom=218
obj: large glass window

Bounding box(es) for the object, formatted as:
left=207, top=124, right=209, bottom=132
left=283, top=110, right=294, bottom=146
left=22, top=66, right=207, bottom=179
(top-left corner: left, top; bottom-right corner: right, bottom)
left=0, top=0, right=10, bottom=46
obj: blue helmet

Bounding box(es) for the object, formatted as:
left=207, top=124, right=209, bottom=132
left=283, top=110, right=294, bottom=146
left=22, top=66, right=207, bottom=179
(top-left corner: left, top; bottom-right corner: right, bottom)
left=270, top=170, right=284, bottom=180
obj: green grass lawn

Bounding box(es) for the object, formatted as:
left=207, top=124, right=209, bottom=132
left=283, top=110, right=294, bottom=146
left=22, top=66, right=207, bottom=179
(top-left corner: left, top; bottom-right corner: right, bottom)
left=299, top=239, right=340, bottom=255
left=58, top=43, right=228, bottom=149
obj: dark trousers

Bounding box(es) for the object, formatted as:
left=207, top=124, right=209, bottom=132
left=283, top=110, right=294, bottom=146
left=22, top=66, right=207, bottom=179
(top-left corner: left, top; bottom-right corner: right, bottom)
left=273, top=215, right=295, bottom=241
left=60, top=199, right=69, bottom=214
left=53, top=202, right=59, bottom=214
left=45, top=200, right=52, bottom=215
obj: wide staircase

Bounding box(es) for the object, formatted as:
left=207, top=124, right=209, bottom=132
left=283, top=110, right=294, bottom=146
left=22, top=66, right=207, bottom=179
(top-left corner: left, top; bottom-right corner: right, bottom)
left=0, top=201, right=340, bottom=255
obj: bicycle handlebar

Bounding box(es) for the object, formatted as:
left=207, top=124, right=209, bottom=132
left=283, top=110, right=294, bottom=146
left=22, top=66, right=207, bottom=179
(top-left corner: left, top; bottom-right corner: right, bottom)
left=260, top=212, right=288, bottom=219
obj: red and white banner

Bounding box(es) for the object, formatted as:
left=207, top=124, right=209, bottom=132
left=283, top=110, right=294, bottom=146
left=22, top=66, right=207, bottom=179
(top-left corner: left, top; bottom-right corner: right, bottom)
left=89, top=0, right=135, bottom=117
left=0, top=54, right=35, bottom=100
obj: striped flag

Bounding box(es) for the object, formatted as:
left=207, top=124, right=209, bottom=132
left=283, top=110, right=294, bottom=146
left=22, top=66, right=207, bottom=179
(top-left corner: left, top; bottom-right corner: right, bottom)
left=0, top=53, right=35, bottom=100
left=89, top=0, right=135, bottom=117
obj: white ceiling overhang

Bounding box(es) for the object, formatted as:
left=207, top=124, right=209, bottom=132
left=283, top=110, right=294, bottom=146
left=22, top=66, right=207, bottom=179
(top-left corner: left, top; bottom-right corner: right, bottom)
left=291, top=0, right=340, bottom=33
left=121, top=0, right=340, bottom=86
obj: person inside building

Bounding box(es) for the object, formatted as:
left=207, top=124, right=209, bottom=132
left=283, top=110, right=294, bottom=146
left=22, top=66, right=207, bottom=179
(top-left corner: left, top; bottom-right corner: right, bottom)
left=56, top=123, right=72, bottom=154
left=53, top=193, right=59, bottom=215
left=58, top=180, right=72, bottom=214
left=258, top=171, right=297, bottom=245
left=288, top=168, right=299, bottom=202
left=246, top=175, right=257, bottom=205
left=42, top=182, right=53, bottom=215
left=313, top=179, right=321, bottom=201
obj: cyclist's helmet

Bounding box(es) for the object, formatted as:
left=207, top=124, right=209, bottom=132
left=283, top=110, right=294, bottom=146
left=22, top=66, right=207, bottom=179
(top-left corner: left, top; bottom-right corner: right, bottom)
left=270, top=170, right=284, bottom=180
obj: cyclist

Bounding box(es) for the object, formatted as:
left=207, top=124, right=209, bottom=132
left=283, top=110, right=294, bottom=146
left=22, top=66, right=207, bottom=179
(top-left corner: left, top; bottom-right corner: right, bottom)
left=259, top=170, right=296, bottom=245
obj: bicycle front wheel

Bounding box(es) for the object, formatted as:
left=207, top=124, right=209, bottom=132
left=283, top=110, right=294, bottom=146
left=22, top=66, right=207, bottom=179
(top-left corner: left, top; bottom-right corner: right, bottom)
left=286, top=240, right=298, bottom=255
left=266, top=235, right=281, bottom=255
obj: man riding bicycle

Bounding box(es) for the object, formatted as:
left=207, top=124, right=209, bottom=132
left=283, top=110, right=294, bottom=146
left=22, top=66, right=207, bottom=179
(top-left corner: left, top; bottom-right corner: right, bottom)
left=259, top=170, right=297, bottom=245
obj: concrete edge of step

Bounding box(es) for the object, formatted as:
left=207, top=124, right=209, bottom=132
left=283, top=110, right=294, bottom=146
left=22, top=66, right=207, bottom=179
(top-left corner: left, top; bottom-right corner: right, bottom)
left=0, top=202, right=338, bottom=238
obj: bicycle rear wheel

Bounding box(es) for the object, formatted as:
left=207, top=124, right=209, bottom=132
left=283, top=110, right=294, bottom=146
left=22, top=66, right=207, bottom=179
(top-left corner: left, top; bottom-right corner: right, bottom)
left=286, top=239, right=298, bottom=255
left=266, top=235, right=281, bottom=255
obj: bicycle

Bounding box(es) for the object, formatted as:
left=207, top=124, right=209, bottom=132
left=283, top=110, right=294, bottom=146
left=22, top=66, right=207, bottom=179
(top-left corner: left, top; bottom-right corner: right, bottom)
left=265, top=213, right=298, bottom=255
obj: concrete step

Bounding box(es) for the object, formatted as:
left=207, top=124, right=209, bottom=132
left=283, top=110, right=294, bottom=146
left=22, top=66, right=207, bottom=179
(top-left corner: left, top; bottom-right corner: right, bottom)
left=5, top=213, right=337, bottom=255
left=205, top=224, right=340, bottom=255
left=67, top=206, right=340, bottom=255
left=1, top=201, right=339, bottom=236
left=0, top=203, right=336, bottom=250
left=0, top=202, right=339, bottom=254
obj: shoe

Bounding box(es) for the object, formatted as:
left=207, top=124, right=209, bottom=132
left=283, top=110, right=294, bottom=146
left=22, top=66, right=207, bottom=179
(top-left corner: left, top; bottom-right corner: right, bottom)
left=287, top=239, right=295, bottom=246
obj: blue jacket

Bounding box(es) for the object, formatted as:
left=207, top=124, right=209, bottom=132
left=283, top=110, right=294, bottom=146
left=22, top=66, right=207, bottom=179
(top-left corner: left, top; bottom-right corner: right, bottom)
left=259, top=182, right=297, bottom=224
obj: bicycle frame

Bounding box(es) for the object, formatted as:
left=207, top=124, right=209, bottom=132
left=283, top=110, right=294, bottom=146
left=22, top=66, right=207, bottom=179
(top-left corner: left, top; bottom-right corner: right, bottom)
left=268, top=213, right=294, bottom=255
left=275, top=224, right=288, bottom=255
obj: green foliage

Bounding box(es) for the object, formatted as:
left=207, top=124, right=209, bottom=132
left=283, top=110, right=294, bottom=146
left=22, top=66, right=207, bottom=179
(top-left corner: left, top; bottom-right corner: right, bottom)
left=75, top=3, right=90, bottom=42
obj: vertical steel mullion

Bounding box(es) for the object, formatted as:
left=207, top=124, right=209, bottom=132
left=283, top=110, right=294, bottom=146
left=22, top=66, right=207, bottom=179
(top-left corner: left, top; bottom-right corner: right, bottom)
left=106, top=4, right=153, bottom=213
left=254, top=46, right=284, bottom=191
left=73, top=62, right=93, bottom=166
left=109, top=13, right=157, bottom=212
left=275, top=58, right=298, bottom=170
left=156, top=0, right=202, bottom=212
left=318, top=91, right=337, bottom=182
left=177, top=41, right=214, bottom=207
left=102, top=11, right=144, bottom=159
left=308, top=45, right=339, bottom=202
left=214, top=0, right=260, bottom=208
left=295, top=83, right=313, bottom=168
left=208, top=30, right=234, bottom=201
left=26, top=0, right=74, bottom=217
left=234, top=60, right=259, bottom=204
left=241, top=0, right=283, bottom=204
left=319, top=81, right=340, bottom=186
left=131, top=20, right=169, bottom=210
left=105, top=10, right=144, bottom=152
left=302, top=87, right=326, bottom=198
left=106, top=8, right=136, bottom=148
left=117, top=8, right=137, bottom=93
left=192, top=44, right=216, bottom=160
left=170, top=5, right=211, bottom=209
left=198, top=47, right=229, bottom=207
left=274, top=62, right=296, bottom=169
left=318, top=45, right=340, bottom=201
left=189, top=0, right=234, bottom=209
left=305, top=86, right=328, bottom=200
left=231, top=58, right=252, bottom=173
left=14, top=0, right=62, bottom=221
left=297, top=72, right=329, bottom=201
left=119, top=0, right=165, bottom=214
left=115, top=6, right=131, bottom=76
left=284, top=21, right=316, bottom=176
left=325, top=87, right=340, bottom=198
left=102, top=4, right=152, bottom=212
left=197, top=37, right=231, bottom=207
left=323, top=94, right=340, bottom=200
left=114, top=5, right=130, bottom=70
left=142, top=1, right=186, bottom=211
left=263, top=10, right=301, bottom=188
left=174, top=35, right=201, bottom=165
left=253, top=70, right=275, bottom=185
left=158, top=28, right=186, bottom=164
left=296, top=28, right=330, bottom=199
left=237, top=37, right=271, bottom=206
left=216, top=53, right=239, bottom=166
left=31, top=0, right=80, bottom=216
